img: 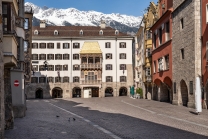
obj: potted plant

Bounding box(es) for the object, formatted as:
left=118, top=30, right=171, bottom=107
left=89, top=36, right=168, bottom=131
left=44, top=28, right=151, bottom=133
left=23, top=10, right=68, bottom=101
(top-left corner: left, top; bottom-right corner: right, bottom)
left=136, top=88, right=140, bottom=99
left=136, top=88, right=143, bottom=99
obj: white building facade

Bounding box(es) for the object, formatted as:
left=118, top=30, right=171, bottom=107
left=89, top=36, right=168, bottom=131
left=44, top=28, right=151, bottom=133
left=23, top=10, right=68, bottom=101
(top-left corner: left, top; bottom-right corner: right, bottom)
left=26, top=22, right=134, bottom=99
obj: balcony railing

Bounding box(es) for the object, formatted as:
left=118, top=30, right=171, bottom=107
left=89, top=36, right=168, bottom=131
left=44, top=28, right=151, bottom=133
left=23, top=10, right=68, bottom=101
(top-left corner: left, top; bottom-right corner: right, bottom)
left=146, top=76, right=152, bottom=82
left=81, top=80, right=101, bottom=85
left=81, top=64, right=102, bottom=69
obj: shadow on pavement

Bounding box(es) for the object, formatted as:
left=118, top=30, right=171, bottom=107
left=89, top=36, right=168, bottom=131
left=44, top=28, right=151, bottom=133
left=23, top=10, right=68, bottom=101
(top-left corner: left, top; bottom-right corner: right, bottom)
left=5, top=98, right=208, bottom=139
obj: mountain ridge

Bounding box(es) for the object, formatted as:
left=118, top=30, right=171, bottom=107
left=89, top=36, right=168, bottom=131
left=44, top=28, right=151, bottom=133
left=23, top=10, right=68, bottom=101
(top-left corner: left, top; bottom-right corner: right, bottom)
left=25, top=2, right=142, bottom=34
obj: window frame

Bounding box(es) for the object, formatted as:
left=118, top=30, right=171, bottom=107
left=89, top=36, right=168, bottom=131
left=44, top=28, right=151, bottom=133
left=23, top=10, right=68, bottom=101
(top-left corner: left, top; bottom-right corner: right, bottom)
left=73, top=54, right=79, bottom=60
left=119, top=53, right=126, bottom=59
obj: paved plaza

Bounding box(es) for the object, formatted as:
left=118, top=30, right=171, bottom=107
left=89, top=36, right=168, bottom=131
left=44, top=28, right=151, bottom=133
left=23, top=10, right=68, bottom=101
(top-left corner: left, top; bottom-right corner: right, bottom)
left=5, top=97, right=208, bottom=139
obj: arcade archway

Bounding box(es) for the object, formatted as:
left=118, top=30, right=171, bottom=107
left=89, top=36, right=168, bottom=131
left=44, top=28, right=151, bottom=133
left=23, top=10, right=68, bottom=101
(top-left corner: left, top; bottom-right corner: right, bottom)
left=35, top=88, right=43, bottom=99
left=72, top=87, right=81, bottom=98
left=180, top=80, right=188, bottom=106
left=52, top=87, right=63, bottom=98
left=119, top=87, right=127, bottom=96
left=105, top=87, right=113, bottom=97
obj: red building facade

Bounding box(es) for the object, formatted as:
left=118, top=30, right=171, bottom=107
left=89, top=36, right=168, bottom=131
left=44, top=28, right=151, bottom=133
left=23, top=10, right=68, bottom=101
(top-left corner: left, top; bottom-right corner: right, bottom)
left=151, top=0, right=173, bottom=102
left=202, top=0, right=208, bottom=109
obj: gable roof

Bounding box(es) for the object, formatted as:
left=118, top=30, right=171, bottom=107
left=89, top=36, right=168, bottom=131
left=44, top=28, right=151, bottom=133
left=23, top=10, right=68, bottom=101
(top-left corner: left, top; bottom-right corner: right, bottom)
left=32, top=26, right=130, bottom=38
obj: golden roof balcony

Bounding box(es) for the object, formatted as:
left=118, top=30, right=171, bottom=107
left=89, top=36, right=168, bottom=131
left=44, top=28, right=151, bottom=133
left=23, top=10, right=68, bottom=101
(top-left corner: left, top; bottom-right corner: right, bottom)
left=81, top=63, right=102, bottom=70
left=81, top=80, right=101, bottom=85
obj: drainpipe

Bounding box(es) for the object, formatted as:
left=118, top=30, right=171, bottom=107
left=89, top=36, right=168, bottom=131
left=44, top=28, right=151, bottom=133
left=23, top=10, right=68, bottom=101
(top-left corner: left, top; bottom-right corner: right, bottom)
left=71, top=38, right=73, bottom=93
left=115, top=37, right=117, bottom=96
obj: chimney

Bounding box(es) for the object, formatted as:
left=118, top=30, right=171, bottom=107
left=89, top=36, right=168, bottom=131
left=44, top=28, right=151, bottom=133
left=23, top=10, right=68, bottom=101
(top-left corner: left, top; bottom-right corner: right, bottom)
left=100, top=20, right=106, bottom=29
left=40, top=20, right=46, bottom=28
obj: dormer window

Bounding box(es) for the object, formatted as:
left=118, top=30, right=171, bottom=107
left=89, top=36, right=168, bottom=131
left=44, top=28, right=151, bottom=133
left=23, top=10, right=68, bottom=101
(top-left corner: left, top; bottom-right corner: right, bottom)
left=80, top=30, right=83, bottom=35
left=54, top=30, right=58, bottom=35
left=99, top=30, right=103, bottom=35
left=115, top=30, right=119, bottom=35
left=34, top=30, right=38, bottom=35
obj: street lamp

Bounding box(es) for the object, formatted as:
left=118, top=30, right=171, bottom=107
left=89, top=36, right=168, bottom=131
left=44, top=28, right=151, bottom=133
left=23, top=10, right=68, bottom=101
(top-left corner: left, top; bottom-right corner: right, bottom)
left=44, top=60, right=48, bottom=71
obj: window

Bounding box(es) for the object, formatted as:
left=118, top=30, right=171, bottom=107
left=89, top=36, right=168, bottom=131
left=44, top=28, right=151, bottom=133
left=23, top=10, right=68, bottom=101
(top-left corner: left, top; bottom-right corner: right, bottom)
left=106, top=53, right=112, bottom=59
left=73, top=54, right=79, bottom=60
left=2, top=3, right=12, bottom=32
left=73, top=76, right=79, bottom=82
left=54, top=30, right=58, bottom=35
left=99, top=30, right=103, bottom=35
left=40, top=43, right=46, bottom=49
left=32, top=43, right=38, bottom=49
left=32, top=65, right=38, bottom=71
left=181, top=48, right=184, bottom=60
left=120, top=42, right=126, bottom=48
left=39, top=77, right=46, bottom=83
left=146, top=48, right=151, bottom=57
left=165, top=21, right=170, bottom=41
left=153, top=33, right=157, bottom=48
left=55, top=54, right=62, bottom=60
left=34, top=30, right=38, bottom=35
left=39, top=54, right=46, bottom=60
left=115, top=30, right=119, bottom=35
left=146, top=30, right=152, bottom=39
left=47, top=77, right=54, bottom=83
left=206, top=42, right=208, bottom=61
left=55, top=65, right=62, bottom=71
left=73, top=43, right=80, bottom=48
left=158, top=58, right=163, bottom=71
left=180, top=18, right=184, bottom=29
left=87, top=72, right=96, bottom=81
left=32, top=54, right=38, bottom=60
left=120, top=64, right=126, bottom=70
left=47, top=65, right=54, bottom=71
left=80, top=30, right=83, bottom=35
left=39, top=65, right=45, bottom=71
left=73, top=65, right=80, bottom=70
left=105, top=42, right=111, bottom=48
left=57, top=43, right=60, bottom=49
left=63, top=65, right=68, bottom=71
left=119, top=53, right=126, bottom=59
left=207, top=4, right=208, bottom=23
left=31, top=77, right=38, bottom=83
left=55, top=77, right=62, bottom=83
left=153, top=61, right=156, bottom=73
left=165, top=55, right=169, bottom=70
left=47, top=54, right=54, bottom=60
left=63, top=43, right=69, bottom=49
left=47, top=43, right=54, bottom=49
left=24, top=41, right=29, bottom=52
left=174, top=82, right=176, bottom=94
left=146, top=67, right=151, bottom=76
left=63, top=77, right=69, bottom=83
left=106, top=64, right=112, bottom=70
left=24, top=18, right=29, bottom=29
left=158, top=28, right=162, bottom=45
left=189, top=81, right=193, bottom=94
left=63, top=54, right=70, bottom=60
left=120, top=76, right=126, bottom=82
left=106, top=76, right=113, bottom=82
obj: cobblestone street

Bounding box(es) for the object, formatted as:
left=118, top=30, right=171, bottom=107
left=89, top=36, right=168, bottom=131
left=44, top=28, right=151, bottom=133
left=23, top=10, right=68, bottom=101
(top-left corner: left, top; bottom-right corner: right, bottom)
left=5, top=97, right=208, bottom=139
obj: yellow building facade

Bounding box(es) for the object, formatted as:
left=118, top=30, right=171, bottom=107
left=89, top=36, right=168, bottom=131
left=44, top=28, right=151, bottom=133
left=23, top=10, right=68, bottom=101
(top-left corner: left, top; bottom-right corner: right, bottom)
left=142, top=2, right=158, bottom=99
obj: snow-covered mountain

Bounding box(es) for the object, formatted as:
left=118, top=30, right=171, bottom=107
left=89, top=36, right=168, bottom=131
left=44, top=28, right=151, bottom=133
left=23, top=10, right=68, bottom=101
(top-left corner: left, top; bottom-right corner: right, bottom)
left=25, top=2, right=142, bottom=34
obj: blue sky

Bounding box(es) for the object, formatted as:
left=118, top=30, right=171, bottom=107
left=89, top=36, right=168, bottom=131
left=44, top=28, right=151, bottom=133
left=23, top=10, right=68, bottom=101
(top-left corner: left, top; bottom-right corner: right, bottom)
left=25, top=0, right=158, bottom=17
